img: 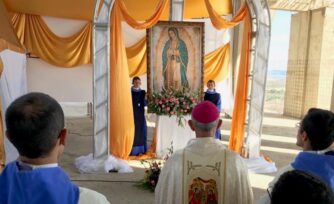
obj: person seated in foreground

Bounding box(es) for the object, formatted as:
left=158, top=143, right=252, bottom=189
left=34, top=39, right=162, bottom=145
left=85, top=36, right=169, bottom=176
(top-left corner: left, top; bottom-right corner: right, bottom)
left=258, top=108, right=334, bottom=204
left=0, top=92, right=110, bottom=204
left=270, top=170, right=334, bottom=204
left=155, top=101, right=253, bottom=204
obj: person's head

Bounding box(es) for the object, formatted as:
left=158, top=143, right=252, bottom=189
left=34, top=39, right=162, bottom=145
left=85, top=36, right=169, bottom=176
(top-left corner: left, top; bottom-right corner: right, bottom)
left=207, top=80, right=215, bottom=90
left=270, top=170, right=334, bottom=204
left=168, top=27, right=179, bottom=40
left=132, top=76, right=141, bottom=88
left=188, top=101, right=222, bottom=138
left=296, top=108, right=334, bottom=151
left=5, top=92, right=67, bottom=161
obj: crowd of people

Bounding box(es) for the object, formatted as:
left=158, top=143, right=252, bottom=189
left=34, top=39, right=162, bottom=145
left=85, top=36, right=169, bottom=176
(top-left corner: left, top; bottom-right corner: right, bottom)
left=0, top=77, right=333, bottom=203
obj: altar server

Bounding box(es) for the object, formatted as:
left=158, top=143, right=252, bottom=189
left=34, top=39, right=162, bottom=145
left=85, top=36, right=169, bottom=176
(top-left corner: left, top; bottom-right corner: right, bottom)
left=204, top=80, right=222, bottom=139
left=155, top=101, right=253, bottom=204
left=130, top=76, right=147, bottom=156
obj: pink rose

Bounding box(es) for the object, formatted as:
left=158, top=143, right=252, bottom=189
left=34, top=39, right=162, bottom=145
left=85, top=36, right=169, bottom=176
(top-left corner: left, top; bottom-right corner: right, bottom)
left=159, top=101, right=162, bottom=104
left=186, top=106, right=190, bottom=109
left=166, top=107, right=170, bottom=111
left=162, top=105, right=165, bottom=108
left=180, top=109, right=183, bottom=113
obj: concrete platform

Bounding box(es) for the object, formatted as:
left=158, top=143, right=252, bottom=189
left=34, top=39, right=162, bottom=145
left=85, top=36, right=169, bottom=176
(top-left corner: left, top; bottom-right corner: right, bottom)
left=60, top=112, right=300, bottom=203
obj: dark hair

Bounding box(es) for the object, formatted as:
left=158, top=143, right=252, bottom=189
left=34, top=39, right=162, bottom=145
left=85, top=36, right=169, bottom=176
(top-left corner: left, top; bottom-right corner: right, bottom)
left=207, top=80, right=215, bottom=85
left=5, top=92, right=65, bottom=158
left=168, top=27, right=179, bottom=39
left=271, top=170, right=334, bottom=204
left=132, top=76, right=140, bottom=84
left=300, top=108, right=334, bottom=150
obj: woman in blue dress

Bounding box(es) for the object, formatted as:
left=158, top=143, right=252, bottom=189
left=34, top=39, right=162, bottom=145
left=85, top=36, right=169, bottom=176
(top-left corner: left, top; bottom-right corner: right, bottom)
left=130, top=76, right=147, bottom=155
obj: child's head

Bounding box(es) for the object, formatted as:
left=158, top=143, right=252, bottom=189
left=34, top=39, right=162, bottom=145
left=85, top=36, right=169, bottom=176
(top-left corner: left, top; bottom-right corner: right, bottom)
left=207, top=80, right=215, bottom=90
left=5, top=93, right=66, bottom=159
left=132, top=76, right=141, bottom=88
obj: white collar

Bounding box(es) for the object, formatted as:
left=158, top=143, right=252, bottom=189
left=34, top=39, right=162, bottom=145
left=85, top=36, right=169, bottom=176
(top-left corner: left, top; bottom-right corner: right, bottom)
left=18, top=160, right=58, bottom=169
left=206, top=89, right=215, bottom=93
left=132, top=86, right=141, bottom=90
left=304, top=143, right=334, bottom=154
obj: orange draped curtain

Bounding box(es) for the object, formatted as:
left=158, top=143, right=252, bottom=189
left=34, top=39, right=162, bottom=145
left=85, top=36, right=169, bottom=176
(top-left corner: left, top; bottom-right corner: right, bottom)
left=11, top=14, right=92, bottom=67
left=109, top=0, right=169, bottom=159
left=205, top=0, right=251, bottom=153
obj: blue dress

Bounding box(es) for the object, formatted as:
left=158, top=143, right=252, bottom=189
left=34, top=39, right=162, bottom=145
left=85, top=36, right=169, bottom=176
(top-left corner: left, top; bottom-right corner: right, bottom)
left=204, top=90, right=222, bottom=140
left=130, top=87, right=148, bottom=156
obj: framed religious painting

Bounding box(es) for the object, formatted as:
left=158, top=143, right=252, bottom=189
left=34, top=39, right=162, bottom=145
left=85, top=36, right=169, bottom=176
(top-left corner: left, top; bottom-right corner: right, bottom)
left=147, top=21, right=204, bottom=117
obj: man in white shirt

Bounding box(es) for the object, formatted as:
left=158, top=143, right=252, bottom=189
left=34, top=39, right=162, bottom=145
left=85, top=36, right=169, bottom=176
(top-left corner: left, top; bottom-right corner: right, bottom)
left=155, top=101, right=253, bottom=204
left=0, top=92, right=109, bottom=204
left=258, top=108, right=334, bottom=204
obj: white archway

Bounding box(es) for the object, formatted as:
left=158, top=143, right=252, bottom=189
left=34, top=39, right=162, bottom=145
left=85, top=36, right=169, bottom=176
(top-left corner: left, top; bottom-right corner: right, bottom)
left=84, top=0, right=272, bottom=173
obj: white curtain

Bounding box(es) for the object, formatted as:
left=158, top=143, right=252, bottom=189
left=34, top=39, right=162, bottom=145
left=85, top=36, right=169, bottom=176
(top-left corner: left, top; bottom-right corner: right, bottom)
left=0, top=49, right=27, bottom=163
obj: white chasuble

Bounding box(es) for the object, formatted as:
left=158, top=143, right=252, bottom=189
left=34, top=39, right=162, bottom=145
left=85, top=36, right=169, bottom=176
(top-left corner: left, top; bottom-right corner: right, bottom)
left=155, top=138, right=253, bottom=204
left=183, top=148, right=226, bottom=204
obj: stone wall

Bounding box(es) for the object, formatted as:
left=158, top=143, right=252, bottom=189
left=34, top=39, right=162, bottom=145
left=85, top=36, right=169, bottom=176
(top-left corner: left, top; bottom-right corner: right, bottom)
left=284, top=7, right=334, bottom=118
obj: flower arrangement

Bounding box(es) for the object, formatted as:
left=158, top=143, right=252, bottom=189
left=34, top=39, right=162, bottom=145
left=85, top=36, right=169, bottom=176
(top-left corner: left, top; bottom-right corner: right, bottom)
left=148, top=88, right=200, bottom=126
left=138, top=160, right=163, bottom=192
left=136, top=142, right=174, bottom=192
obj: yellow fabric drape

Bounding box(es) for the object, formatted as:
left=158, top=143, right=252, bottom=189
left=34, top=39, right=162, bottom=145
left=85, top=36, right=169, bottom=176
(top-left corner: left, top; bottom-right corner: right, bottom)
left=0, top=0, right=24, bottom=53
left=205, top=0, right=251, bottom=153
left=126, top=37, right=230, bottom=83
left=228, top=14, right=252, bottom=153
left=109, top=0, right=168, bottom=159
left=11, top=14, right=92, bottom=67
left=0, top=57, right=5, bottom=168
left=205, top=0, right=247, bottom=29
left=127, top=38, right=147, bottom=77
left=4, top=0, right=232, bottom=21
left=204, top=43, right=230, bottom=83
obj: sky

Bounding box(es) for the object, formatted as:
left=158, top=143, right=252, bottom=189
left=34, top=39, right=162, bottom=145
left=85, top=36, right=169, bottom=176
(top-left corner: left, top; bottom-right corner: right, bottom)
left=268, top=11, right=293, bottom=71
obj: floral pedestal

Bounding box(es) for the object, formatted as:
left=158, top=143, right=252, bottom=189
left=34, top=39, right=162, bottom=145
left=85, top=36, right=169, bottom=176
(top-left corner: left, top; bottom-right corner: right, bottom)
left=155, top=115, right=195, bottom=158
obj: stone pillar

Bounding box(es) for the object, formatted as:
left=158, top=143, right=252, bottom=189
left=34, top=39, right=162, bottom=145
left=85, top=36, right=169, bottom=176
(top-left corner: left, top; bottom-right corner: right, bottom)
left=284, top=7, right=334, bottom=118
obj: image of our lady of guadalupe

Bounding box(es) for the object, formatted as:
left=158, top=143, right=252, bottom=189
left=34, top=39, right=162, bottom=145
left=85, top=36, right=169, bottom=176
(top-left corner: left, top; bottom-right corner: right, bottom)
left=162, top=27, right=189, bottom=90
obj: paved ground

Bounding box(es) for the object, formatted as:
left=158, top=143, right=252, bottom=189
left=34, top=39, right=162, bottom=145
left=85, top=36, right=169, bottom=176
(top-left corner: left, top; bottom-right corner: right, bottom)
left=61, top=112, right=300, bottom=204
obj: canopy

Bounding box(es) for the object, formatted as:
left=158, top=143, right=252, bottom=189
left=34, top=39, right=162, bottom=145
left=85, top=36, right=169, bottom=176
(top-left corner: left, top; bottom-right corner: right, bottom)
left=0, top=0, right=24, bottom=53
left=3, top=0, right=232, bottom=21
